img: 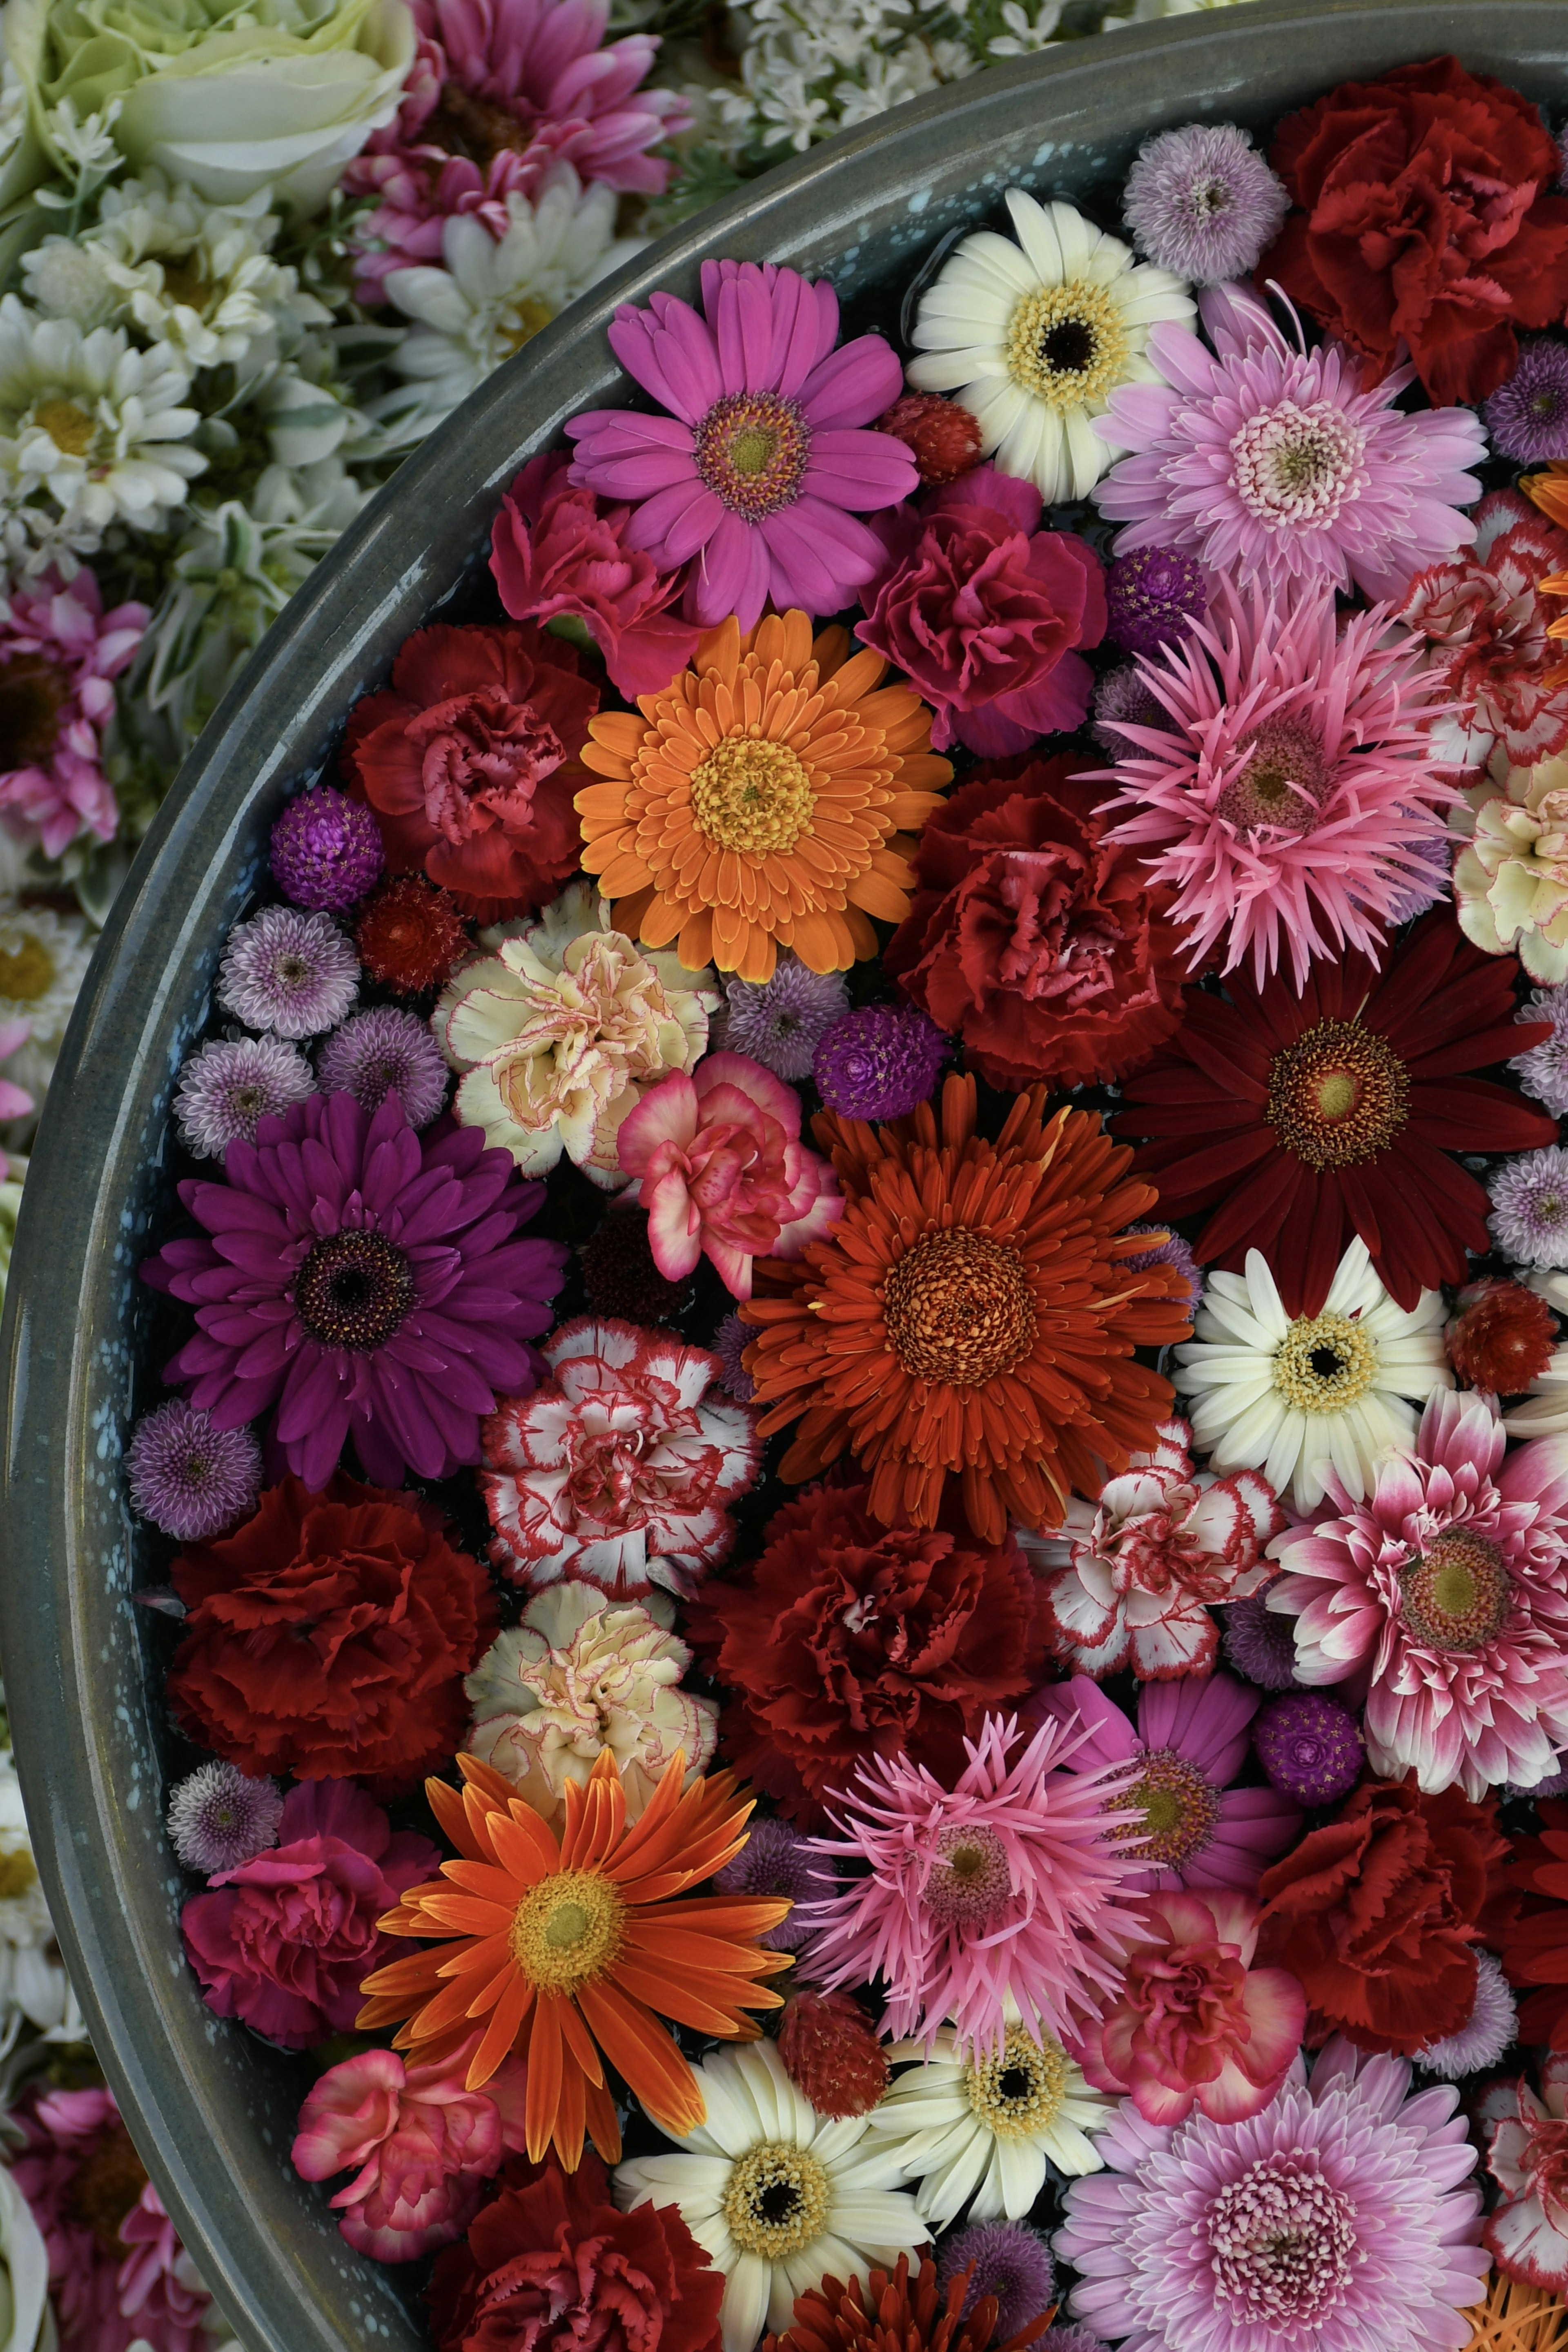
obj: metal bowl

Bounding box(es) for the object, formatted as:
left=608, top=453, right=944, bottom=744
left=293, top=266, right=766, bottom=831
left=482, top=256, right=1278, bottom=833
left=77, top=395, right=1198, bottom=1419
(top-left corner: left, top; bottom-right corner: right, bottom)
left=2, top=3, right=1560, bottom=2344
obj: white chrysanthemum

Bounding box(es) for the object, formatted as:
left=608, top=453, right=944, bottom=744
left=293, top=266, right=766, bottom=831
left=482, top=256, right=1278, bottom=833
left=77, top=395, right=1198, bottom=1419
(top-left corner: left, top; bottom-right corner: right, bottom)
left=614, top=2039, right=929, bottom=2352
left=0, top=296, right=204, bottom=533
left=0, top=903, right=95, bottom=1105
left=19, top=239, right=119, bottom=330
left=0, top=1744, right=85, bottom=2046
left=905, top=188, right=1194, bottom=503
left=1172, top=1238, right=1451, bottom=1513
left=864, top=2024, right=1111, bottom=2226
left=72, top=173, right=319, bottom=370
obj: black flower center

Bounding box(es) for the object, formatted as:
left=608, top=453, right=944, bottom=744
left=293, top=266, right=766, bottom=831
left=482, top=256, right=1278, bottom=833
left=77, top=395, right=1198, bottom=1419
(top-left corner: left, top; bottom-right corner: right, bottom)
left=1040, top=317, right=1097, bottom=374
left=0, top=655, right=70, bottom=766
left=293, top=1229, right=415, bottom=1352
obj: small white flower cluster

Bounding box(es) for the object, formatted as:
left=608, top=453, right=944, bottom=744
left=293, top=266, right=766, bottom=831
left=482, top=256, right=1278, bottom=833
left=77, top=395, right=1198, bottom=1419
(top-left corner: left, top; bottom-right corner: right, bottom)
left=707, top=0, right=989, bottom=163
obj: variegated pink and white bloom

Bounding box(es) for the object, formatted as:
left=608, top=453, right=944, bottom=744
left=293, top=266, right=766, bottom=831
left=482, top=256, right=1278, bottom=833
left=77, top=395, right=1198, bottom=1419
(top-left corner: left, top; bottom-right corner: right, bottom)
left=480, top=1314, right=760, bottom=1598
left=1482, top=2055, right=1568, bottom=2288
left=1270, top=1386, right=1568, bottom=1799
left=1018, top=1418, right=1285, bottom=1679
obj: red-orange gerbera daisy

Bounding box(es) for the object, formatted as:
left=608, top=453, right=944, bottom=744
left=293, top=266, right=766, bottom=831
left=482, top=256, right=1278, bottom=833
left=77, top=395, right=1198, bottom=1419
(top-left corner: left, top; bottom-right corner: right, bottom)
left=574, top=609, right=950, bottom=983
left=356, top=1748, right=791, bottom=2169
left=740, top=1074, right=1192, bottom=1545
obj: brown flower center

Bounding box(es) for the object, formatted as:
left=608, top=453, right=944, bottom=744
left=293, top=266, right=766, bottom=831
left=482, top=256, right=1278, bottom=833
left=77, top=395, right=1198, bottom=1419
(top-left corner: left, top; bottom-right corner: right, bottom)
left=0, top=655, right=71, bottom=766
left=510, top=1867, right=624, bottom=1994
left=0, top=938, right=56, bottom=1002
left=882, top=1227, right=1037, bottom=1387
left=1216, top=717, right=1333, bottom=837
left=962, top=2024, right=1071, bottom=2142
left=924, top=1823, right=1012, bottom=1930
left=421, top=80, right=537, bottom=169
left=690, top=735, right=816, bottom=857
left=1266, top=1018, right=1410, bottom=1170
left=159, top=257, right=208, bottom=312
left=694, top=390, right=811, bottom=520
left=65, top=2123, right=149, bottom=2255
left=722, top=2144, right=830, bottom=2258
left=33, top=397, right=96, bottom=458
left=1006, top=281, right=1130, bottom=408
left=1117, top=1745, right=1221, bottom=1869
left=1399, top=1529, right=1512, bottom=1653
left=292, top=1229, right=415, bottom=1352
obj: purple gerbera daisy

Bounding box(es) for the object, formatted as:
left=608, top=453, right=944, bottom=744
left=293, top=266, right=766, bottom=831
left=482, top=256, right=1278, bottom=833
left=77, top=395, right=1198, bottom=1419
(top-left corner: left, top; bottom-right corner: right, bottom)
left=173, top=1033, right=316, bottom=1160
left=125, top=1398, right=263, bottom=1540
left=166, top=1760, right=284, bottom=1875
left=316, top=1007, right=448, bottom=1127
left=217, top=905, right=359, bottom=1039
left=140, top=1092, right=567, bottom=1488
left=937, top=2221, right=1055, bottom=2341
left=565, top=259, right=917, bottom=630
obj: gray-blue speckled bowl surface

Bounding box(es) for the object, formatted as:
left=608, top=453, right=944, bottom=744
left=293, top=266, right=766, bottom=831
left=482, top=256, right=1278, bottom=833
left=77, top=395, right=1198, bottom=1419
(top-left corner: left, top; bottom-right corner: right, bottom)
left=3, top=4, right=1564, bottom=2345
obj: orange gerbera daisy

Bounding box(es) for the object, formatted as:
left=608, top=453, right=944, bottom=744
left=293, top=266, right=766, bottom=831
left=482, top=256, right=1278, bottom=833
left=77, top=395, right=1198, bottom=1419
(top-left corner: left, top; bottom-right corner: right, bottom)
left=356, top=1746, right=791, bottom=2169
left=574, top=608, right=950, bottom=982
left=740, top=1074, right=1193, bottom=1546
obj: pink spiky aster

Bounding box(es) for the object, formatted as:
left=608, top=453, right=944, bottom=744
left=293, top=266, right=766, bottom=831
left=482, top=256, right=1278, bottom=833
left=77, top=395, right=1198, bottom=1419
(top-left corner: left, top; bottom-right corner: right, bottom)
left=1269, top=1386, right=1568, bottom=1801
left=1055, top=2037, right=1488, bottom=2352
left=800, top=1711, right=1150, bottom=2060
left=1098, top=579, right=1452, bottom=987
left=1093, top=281, right=1486, bottom=606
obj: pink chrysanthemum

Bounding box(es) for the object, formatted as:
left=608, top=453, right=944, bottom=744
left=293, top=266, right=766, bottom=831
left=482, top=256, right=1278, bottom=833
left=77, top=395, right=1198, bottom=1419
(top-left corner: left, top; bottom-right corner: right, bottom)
left=1055, top=2037, right=1488, bottom=2352
left=0, top=566, right=147, bottom=859
left=566, top=261, right=917, bottom=630
left=1098, top=579, right=1451, bottom=987
left=344, top=145, right=541, bottom=302
left=1269, top=1385, right=1568, bottom=1800
left=1093, top=281, right=1485, bottom=606
left=801, top=1711, right=1150, bottom=2060
left=1398, top=489, right=1568, bottom=772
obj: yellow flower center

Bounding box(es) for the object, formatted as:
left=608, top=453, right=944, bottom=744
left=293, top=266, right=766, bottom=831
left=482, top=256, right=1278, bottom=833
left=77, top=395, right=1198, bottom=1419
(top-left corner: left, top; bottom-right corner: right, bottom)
left=0, top=1846, right=37, bottom=1900
left=0, top=940, right=56, bottom=1003
left=689, top=735, right=817, bottom=858
left=160, top=258, right=208, bottom=311
left=962, top=2025, right=1071, bottom=2142
left=1005, top=281, right=1130, bottom=408
left=33, top=398, right=96, bottom=457
left=1266, top=1018, right=1410, bottom=1171
left=499, top=296, right=556, bottom=356
left=882, top=1227, right=1037, bottom=1387
left=722, top=2143, right=830, bottom=2258
left=509, top=1867, right=624, bottom=1994
left=1272, top=1310, right=1378, bottom=1416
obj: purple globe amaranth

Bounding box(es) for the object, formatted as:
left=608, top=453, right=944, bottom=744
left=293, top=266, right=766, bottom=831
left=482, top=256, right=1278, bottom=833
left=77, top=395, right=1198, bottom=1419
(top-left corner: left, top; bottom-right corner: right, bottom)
left=1105, top=547, right=1207, bottom=659
left=141, top=1092, right=566, bottom=1489
left=813, top=1002, right=947, bottom=1121
left=269, top=787, right=384, bottom=913
left=1252, top=1691, right=1363, bottom=1806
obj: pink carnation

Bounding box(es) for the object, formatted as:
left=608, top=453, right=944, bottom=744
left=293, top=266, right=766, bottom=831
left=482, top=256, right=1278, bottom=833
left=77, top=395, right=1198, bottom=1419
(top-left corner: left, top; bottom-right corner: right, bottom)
left=855, top=465, right=1107, bottom=757
left=292, top=2038, right=529, bottom=2262
left=1398, top=488, right=1568, bottom=773
left=489, top=452, right=699, bottom=699
left=0, top=566, right=147, bottom=859
left=180, top=1779, right=439, bottom=2049
left=1483, top=2054, right=1568, bottom=2287
left=617, top=1050, right=842, bottom=1298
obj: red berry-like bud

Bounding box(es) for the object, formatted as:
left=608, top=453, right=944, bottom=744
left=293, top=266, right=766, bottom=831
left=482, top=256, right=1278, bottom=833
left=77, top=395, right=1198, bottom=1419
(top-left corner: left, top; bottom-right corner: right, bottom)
left=875, top=394, right=982, bottom=486
left=354, top=875, right=469, bottom=996
left=1446, top=1276, right=1557, bottom=1394
left=777, top=1991, right=889, bottom=2118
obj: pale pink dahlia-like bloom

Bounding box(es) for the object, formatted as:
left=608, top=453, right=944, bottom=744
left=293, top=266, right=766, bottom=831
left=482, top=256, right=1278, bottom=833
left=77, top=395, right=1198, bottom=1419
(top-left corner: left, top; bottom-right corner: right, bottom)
left=1268, top=1385, right=1568, bottom=1800
left=1093, top=281, right=1485, bottom=607
left=480, top=1313, right=761, bottom=1597
left=1018, top=1416, right=1285, bottom=1680
left=1099, top=579, right=1452, bottom=987
left=0, top=565, right=147, bottom=858
left=1481, top=2054, right=1568, bottom=2287
left=1399, top=488, right=1568, bottom=773
left=566, top=261, right=918, bottom=630
left=801, top=1711, right=1151, bottom=2060
left=1054, top=2037, right=1488, bottom=2352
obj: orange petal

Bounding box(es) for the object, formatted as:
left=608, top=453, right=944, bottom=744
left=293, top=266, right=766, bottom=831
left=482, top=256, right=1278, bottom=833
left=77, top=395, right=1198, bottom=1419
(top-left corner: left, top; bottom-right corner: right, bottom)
left=525, top=1990, right=565, bottom=2161
left=578, top=1975, right=705, bottom=2138
left=467, top=1970, right=535, bottom=2090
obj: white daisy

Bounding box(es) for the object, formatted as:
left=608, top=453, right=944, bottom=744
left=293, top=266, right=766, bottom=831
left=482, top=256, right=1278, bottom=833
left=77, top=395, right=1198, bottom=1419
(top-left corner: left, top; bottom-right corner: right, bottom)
left=1172, top=1237, right=1451, bottom=1513
left=1505, top=1339, right=1568, bottom=1439
left=862, top=2023, right=1111, bottom=2226
left=0, top=296, right=204, bottom=535
left=0, top=902, right=96, bottom=1105
left=905, top=187, right=1193, bottom=503
left=613, top=2038, right=928, bottom=2352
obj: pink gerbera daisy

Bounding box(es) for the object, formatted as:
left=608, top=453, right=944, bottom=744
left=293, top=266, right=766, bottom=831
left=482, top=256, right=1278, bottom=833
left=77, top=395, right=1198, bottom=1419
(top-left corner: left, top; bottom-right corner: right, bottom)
left=801, top=1712, right=1150, bottom=2059
left=1093, top=280, right=1486, bottom=606
left=1098, top=579, right=1451, bottom=987
left=1269, top=1385, right=1568, bottom=1800
left=565, top=261, right=918, bottom=630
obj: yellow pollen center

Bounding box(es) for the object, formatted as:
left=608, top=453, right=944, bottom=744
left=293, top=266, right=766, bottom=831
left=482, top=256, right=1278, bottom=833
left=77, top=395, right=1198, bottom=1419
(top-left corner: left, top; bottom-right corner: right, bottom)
left=882, top=1226, right=1037, bottom=1388
left=0, top=941, right=55, bottom=1002
left=1272, top=1310, right=1378, bottom=1415
left=1005, top=281, right=1131, bottom=408
left=509, top=1867, right=623, bottom=1995
left=33, top=398, right=96, bottom=457
left=728, top=428, right=775, bottom=477
left=160, top=258, right=208, bottom=310
left=0, top=1847, right=37, bottom=1900
left=721, top=2144, right=830, bottom=2258
left=689, top=734, right=817, bottom=858
left=962, top=2025, right=1071, bottom=2142
left=499, top=296, right=555, bottom=356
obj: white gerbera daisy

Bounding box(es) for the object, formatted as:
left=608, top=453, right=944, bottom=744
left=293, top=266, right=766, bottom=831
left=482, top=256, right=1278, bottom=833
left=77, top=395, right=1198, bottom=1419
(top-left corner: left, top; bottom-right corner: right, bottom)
left=613, top=2039, right=928, bottom=2352
left=1172, top=1238, right=1451, bottom=1513
left=0, top=296, right=204, bottom=535
left=0, top=902, right=96, bottom=1104
left=863, top=2023, right=1111, bottom=2227
left=905, top=187, right=1194, bottom=503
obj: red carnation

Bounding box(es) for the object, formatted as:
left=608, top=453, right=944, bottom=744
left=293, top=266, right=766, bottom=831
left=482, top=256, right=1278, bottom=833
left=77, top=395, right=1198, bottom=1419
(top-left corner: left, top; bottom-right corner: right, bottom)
left=167, top=1473, right=497, bottom=1793
left=428, top=2152, right=722, bottom=2352
left=1501, top=1799, right=1568, bottom=2048
left=1262, top=55, right=1568, bottom=405
left=1254, top=1775, right=1513, bottom=2056
left=343, top=620, right=599, bottom=921
left=885, top=753, right=1186, bottom=1090
left=686, top=1483, right=1046, bottom=1826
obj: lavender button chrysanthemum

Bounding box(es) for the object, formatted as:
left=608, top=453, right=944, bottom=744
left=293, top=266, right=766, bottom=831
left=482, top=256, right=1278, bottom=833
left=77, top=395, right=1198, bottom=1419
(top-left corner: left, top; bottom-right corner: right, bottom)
left=173, top=1033, right=316, bottom=1160
left=721, top=956, right=849, bottom=1082
left=316, top=1007, right=448, bottom=1127
left=141, top=1092, right=567, bottom=1489
left=1253, top=1691, right=1362, bottom=1806
left=1123, top=123, right=1290, bottom=284
left=565, top=258, right=917, bottom=631
left=1038, top=2331, right=1111, bottom=2352
left=1092, top=665, right=1166, bottom=758
left=1413, top=1949, right=1517, bottom=2078
left=813, top=1003, right=947, bottom=1121
left=125, top=1399, right=263, bottom=1541
left=167, top=1761, right=285, bottom=1876
left=713, top=1311, right=756, bottom=1403
left=1484, top=337, right=1568, bottom=463
left=714, top=1816, right=824, bottom=1951
left=269, top=787, right=384, bottom=913
left=217, top=905, right=359, bottom=1040
left=1490, top=1143, right=1568, bottom=1267
left=1106, top=547, right=1207, bottom=659
left=1512, top=987, right=1568, bottom=1116
left=1120, top=1222, right=1203, bottom=1313
left=1222, top=1584, right=1299, bottom=1690
left=938, top=2221, right=1055, bottom=2341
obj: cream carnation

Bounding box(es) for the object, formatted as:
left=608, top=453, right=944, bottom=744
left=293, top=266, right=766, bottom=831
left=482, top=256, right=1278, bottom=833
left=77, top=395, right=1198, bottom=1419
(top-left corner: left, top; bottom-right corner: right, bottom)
left=1455, top=747, right=1568, bottom=982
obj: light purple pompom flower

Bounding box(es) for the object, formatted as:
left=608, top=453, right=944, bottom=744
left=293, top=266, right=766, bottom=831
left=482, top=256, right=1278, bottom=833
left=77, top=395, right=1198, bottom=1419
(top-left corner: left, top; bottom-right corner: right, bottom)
left=1512, top=986, right=1568, bottom=1116
left=173, top=1033, right=316, bottom=1160
left=217, top=905, right=359, bottom=1040
left=720, top=956, right=849, bottom=1082
left=713, top=1311, right=756, bottom=1403
left=1092, top=665, right=1165, bottom=758
left=813, top=1003, right=947, bottom=1121
left=1489, top=1144, right=1568, bottom=1267
left=167, top=1760, right=285, bottom=1876
left=1038, top=2331, right=1109, bottom=2352
left=316, top=1006, right=448, bottom=1127
left=1253, top=1692, right=1362, bottom=1806
left=1123, top=124, right=1290, bottom=285
left=1222, top=1581, right=1300, bottom=1692
left=1414, top=1949, right=1517, bottom=2078
left=1484, top=338, right=1568, bottom=464
left=269, top=787, right=384, bottom=913
left=1119, top=1222, right=1203, bottom=1312
left=566, top=259, right=917, bottom=630
left=715, top=1816, right=825, bottom=1951
left=125, top=1399, right=263, bottom=1541
left=937, top=2221, right=1055, bottom=2341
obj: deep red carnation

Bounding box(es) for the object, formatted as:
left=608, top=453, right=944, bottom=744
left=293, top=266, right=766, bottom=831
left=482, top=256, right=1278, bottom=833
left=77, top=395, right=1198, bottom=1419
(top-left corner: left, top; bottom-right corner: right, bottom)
left=1262, top=54, right=1568, bottom=405
left=354, top=874, right=470, bottom=994
left=777, top=1991, right=889, bottom=2120
left=1447, top=1277, right=1559, bottom=1394
left=1254, top=1775, right=1513, bottom=2056
left=885, top=753, right=1186, bottom=1090
left=686, top=1482, right=1046, bottom=1824
left=874, top=394, right=983, bottom=486
left=167, top=1472, right=497, bottom=1793
left=1114, top=910, right=1556, bottom=1316
left=428, top=2152, right=722, bottom=2352
left=1501, top=1800, right=1568, bottom=2049
left=343, top=621, right=599, bottom=920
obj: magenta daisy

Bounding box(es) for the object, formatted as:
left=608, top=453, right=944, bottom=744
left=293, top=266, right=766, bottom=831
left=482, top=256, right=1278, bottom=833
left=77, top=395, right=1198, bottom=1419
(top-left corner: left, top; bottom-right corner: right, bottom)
left=1054, top=2037, right=1488, bottom=2352
left=1268, top=1385, right=1568, bottom=1800
left=1098, top=579, right=1450, bottom=987
left=801, top=1711, right=1150, bottom=2060
left=1093, top=280, right=1486, bottom=605
left=565, top=260, right=917, bottom=630
left=140, top=1092, right=566, bottom=1489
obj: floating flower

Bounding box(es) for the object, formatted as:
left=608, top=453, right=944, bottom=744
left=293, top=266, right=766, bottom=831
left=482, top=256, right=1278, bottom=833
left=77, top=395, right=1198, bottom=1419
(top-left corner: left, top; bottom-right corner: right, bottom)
left=1458, top=751, right=1568, bottom=983
left=718, top=1821, right=825, bottom=1957
left=1252, top=1692, right=1363, bottom=1807
left=1447, top=1278, right=1559, bottom=1396
left=1484, top=2056, right=1568, bottom=2287
left=612, top=2038, right=929, bottom=2352
left=1488, top=341, right=1568, bottom=464
left=0, top=299, right=205, bottom=536
left=1416, top=1948, right=1517, bottom=2078
left=357, top=1748, right=791, bottom=2165
left=1104, top=546, right=1207, bottom=659
left=743, top=1075, right=1191, bottom=1545
left=905, top=189, right=1194, bottom=505
left=0, top=563, right=146, bottom=856
left=1498, top=1798, right=1568, bottom=2048
left=316, top=1006, right=449, bottom=1126
left=1121, top=123, right=1288, bottom=283
left=566, top=260, right=916, bottom=632
left=865, top=2024, right=1114, bottom=2223
left=576, top=609, right=950, bottom=984
left=771, top=2251, right=1056, bottom=2352
left=1492, top=1148, right=1568, bottom=1269
left=354, top=874, right=470, bottom=995
left=1514, top=986, right=1568, bottom=1115
left=125, top=1398, right=262, bottom=1541
left=813, top=1004, right=948, bottom=1122
left=269, top=787, right=384, bottom=913
left=1399, top=491, right=1568, bottom=773
left=776, top=1990, right=890, bottom=2117
left=172, top=1033, right=316, bottom=1160
left=875, top=393, right=984, bottom=486
left=935, top=2224, right=1056, bottom=2344
left=165, top=1761, right=283, bottom=1877
left=720, top=956, right=849, bottom=1084
left=216, top=904, right=359, bottom=1040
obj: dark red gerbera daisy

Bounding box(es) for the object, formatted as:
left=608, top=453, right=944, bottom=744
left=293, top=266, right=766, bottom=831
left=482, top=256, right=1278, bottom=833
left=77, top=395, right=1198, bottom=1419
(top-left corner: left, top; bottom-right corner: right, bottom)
left=1113, top=912, right=1556, bottom=1317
